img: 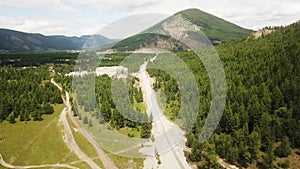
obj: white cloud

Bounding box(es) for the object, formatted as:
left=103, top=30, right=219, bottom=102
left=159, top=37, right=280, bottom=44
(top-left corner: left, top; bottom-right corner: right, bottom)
left=98, top=13, right=168, bottom=39
left=0, top=16, right=105, bottom=36
left=67, top=0, right=300, bottom=30
left=0, top=0, right=76, bottom=12
left=0, top=0, right=299, bottom=36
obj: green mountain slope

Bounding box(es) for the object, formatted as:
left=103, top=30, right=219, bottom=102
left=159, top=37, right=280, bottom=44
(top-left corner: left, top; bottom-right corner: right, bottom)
left=0, top=28, right=116, bottom=53
left=148, top=20, right=300, bottom=168
left=176, top=8, right=252, bottom=42
left=110, top=8, right=252, bottom=52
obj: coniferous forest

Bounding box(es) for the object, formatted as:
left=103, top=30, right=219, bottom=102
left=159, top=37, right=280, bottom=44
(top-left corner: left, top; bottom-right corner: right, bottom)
left=0, top=66, right=63, bottom=123
left=148, top=21, right=300, bottom=168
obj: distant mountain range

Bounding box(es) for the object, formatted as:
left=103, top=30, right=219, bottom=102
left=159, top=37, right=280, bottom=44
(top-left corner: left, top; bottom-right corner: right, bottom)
left=0, top=8, right=252, bottom=53
left=0, top=28, right=117, bottom=53
left=109, top=8, right=252, bottom=52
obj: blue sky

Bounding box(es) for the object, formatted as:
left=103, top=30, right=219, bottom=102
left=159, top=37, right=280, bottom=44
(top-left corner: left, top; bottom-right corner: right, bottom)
left=0, top=0, right=299, bottom=38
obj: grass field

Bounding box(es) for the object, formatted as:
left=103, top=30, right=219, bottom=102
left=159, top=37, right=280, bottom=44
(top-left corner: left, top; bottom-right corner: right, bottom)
left=0, top=104, right=79, bottom=166
left=67, top=116, right=104, bottom=168
left=133, top=98, right=147, bottom=113
left=77, top=109, right=146, bottom=167
left=104, top=150, right=144, bottom=169
left=118, top=127, right=141, bottom=138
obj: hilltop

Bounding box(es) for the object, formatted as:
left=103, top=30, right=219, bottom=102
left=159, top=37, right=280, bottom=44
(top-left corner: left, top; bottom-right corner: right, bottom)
left=109, top=8, right=252, bottom=52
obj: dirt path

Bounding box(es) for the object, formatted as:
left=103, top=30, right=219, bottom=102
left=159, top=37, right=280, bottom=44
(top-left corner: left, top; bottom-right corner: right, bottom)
left=59, top=107, right=100, bottom=169
left=51, top=79, right=101, bottom=169
left=0, top=154, right=78, bottom=169
left=217, top=157, right=239, bottom=169
left=64, top=91, right=118, bottom=169
left=51, top=79, right=117, bottom=169
left=51, top=78, right=63, bottom=91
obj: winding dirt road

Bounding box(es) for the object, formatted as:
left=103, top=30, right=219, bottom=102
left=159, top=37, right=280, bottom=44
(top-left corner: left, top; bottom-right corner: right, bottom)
left=64, top=91, right=118, bottom=169
left=51, top=79, right=117, bottom=169
left=52, top=80, right=100, bottom=169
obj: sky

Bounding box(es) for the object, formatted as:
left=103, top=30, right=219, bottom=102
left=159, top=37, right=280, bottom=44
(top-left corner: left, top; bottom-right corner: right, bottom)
left=0, top=0, right=299, bottom=38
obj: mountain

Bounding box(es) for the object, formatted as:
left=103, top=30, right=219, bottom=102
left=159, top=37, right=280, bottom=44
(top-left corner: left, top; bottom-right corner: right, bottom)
left=0, top=28, right=116, bottom=53
left=110, top=8, right=252, bottom=52
left=144, top=20, right=300, bottom=168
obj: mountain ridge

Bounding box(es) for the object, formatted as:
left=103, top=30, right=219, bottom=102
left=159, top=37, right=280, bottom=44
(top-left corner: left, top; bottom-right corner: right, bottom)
left=0, top=28, right=117, bottom=53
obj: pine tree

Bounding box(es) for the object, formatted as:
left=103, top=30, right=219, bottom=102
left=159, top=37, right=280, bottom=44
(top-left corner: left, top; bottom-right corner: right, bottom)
left=263, top=139, right=275, bottom=169
left=197, top=142, right=222, bottom=169
left=141, top=122, right=151, bottom=138
left=88, top=118, right=93, bottom=127
left=20, top=111, right=25, bottom=121
left=8, top=114, right=16, bottom=124
left=83, top=116, right=88, bottom=124
left=249, top=130, right=261, bottom=160
left=275, top=136, right=292, bottom=157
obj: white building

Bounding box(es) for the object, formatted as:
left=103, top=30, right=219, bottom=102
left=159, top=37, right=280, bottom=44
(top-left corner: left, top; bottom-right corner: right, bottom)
left=95, top=66, right=128, bottom=78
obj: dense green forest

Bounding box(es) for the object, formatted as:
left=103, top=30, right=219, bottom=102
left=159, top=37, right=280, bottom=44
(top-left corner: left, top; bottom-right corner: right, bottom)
left=0, top=51, right=78, bottom=66
left=149, top=22, right=300, bottom=168
left=0, top=66, right=63, bottom=123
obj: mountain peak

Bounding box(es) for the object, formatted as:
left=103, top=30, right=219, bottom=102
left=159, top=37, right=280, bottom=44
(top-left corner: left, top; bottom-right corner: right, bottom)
left=175, top=8, right=252, bottom=42
left=109, top=8, right=252, bottom=52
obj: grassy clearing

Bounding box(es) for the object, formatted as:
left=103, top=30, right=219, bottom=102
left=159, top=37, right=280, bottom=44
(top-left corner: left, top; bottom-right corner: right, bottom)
left=154, top=89, right=182, bottom=124
left=104, top=150, right=144, bottom=169
left=118, top=127, right=141, bottom=138
left=75, top=106, right=146, bottom=168
left=76, top=106, right=146, bottom=156
left=133, top=98, right=147, bottom=113
left=67, top=116, right=104, bottom=168
left=274, top=149, right=300, bottom=169
left=0, top=104, right=79, bottom=166
left=78, top=109, right=147, bottom=162
left=70, top=161, right=92, bottom=169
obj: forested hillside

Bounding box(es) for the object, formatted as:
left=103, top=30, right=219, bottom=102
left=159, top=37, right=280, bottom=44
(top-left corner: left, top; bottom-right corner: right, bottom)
left=149, top=21, right=300, bottom=168
left=0, top=28, right=116, bottom=53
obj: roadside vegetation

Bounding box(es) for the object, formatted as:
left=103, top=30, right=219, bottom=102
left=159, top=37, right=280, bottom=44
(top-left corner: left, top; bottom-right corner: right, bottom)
left=104, top=150, right=144, bottom=169
left=67, top=116, right=104, bottom=168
